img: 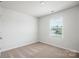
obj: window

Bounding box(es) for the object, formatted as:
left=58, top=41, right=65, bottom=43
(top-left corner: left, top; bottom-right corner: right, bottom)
left=50, top=16, right=63, bottom=37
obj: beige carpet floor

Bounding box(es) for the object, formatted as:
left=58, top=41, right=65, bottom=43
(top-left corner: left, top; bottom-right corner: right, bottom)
left=0, top=42, right=79, bottom=58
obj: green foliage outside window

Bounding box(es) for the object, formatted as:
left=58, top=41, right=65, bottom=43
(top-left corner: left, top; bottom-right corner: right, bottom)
left=51, top=25, right=62, bottom=35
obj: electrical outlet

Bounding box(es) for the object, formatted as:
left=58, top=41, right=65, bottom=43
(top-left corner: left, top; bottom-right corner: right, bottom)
left=0, top=48, right=1, bottom=56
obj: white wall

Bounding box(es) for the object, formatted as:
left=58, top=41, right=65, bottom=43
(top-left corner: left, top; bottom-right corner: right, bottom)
left=0, top=6, right=4, bottom=52
left=39, top=6, right=79, bottom=52
left=0, top=6, right=38, bottom=52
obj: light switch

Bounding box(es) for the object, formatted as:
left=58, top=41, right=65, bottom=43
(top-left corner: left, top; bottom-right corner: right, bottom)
left=0, top=37, right=2, bottom=39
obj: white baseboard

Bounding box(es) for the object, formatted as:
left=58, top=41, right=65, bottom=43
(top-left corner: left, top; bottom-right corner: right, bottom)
left=1, top=41, right=38, bottom=52
left=40, top=41, right=79, bottom=53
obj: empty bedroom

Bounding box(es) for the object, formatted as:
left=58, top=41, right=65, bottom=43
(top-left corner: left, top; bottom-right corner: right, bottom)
left=0, top=0, right=79, bottom=58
